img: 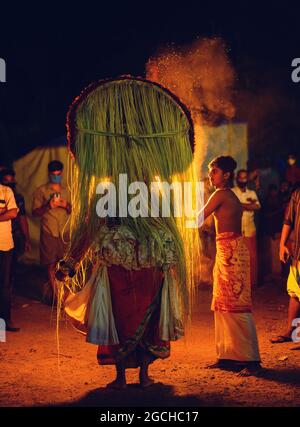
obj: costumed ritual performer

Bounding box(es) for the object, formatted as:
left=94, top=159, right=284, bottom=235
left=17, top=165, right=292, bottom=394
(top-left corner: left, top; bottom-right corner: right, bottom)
left=198, top=156, right=261, bottom=376
left=56, top=77, right=200, bottom=388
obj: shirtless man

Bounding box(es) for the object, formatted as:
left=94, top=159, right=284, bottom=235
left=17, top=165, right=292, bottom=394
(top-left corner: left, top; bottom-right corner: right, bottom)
left=199, top=156, right=261, bottom=376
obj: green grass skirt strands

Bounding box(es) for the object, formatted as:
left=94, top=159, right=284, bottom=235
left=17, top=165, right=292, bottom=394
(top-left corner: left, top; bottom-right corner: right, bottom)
left=64, top=77, right=201, bottom=321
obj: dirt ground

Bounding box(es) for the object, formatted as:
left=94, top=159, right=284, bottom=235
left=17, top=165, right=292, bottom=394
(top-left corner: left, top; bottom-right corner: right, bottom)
left=0, top=266, right=300, bottom=408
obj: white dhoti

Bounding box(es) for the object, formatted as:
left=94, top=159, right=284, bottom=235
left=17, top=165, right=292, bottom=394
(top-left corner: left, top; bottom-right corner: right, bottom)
left=214, top=312, right=260, bottom=362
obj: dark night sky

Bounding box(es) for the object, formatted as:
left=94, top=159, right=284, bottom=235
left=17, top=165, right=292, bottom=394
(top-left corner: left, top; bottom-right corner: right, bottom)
left=1, top=2, right=300, bottom=164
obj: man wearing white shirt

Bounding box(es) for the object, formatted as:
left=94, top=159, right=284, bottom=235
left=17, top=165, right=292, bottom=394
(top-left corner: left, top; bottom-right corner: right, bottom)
left=0, top=183, right=19, bottom=331
left=232, top=170, right=261, bottom=286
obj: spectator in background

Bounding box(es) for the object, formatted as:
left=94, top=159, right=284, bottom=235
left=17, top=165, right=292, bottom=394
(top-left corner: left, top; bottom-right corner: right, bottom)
left=247, top=160, right=260, bottom=193
left=271, top=187, right=300, bottom=343
left=0, top=168, right=31, bottom=258
left=232, top=169, right=261, bottom=287
left=0, top=168, right=31, bottom=292
left=263, top=185, right=285, bottom=238
left=278, top=180, right=293, bottom=280
left=32, top=160, right=71, bottom=304
left=256, top=158, right=280, bottom=203
left=285, top=153, right=300, bottom=189
left=0, top=182, right=19, bottom=331
left=261, top=184, right=285, bottom=278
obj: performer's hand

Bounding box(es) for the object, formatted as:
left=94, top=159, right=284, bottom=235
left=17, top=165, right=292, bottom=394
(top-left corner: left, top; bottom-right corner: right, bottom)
left=279, top=245, right=290, bottom=263
left=55, top=269, right=68, bottom=282
left=56, top=259, right=77, bottom=280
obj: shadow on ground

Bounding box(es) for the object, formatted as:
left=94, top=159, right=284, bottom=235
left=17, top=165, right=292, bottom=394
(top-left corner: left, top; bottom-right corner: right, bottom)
left=257, top=368, right=300, bottom=386
left=14, top=262, right=48, bottom=301
left=48, top=383, right=230, bottom=407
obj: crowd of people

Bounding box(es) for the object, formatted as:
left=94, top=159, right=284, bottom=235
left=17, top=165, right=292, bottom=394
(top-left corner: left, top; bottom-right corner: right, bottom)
left=245, top=153, right=300, bottom=285
left=0, top=160, right=71, bottom=331
left=0, top=150, right=299, bottom=383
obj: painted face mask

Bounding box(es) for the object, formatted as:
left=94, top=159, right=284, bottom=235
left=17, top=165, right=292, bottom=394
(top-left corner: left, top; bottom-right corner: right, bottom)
left=50, top=174, right=62, bottom=184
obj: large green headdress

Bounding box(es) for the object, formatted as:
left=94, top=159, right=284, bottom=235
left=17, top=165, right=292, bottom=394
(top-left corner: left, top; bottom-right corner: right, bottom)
left=66, top=76, right=200, bottom=317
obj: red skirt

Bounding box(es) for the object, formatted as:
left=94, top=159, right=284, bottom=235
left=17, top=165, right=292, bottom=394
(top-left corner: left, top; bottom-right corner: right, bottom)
left=97, top=265, right=170, bottom=368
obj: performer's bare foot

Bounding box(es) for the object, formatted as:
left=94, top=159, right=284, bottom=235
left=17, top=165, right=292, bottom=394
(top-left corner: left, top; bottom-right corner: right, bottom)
left=106, top=364, right=127, bottom=389
left=140, top=374, right=155, bottom=388
left=106, top=379, right=127, bottom=390
left=139, top=362, right=154, bottom=388
left=205, top=360, right=228, bottom=370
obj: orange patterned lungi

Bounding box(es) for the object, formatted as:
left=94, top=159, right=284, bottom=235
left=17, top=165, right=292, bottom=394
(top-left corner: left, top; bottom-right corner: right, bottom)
left=212, top=232, right=260, bottom=362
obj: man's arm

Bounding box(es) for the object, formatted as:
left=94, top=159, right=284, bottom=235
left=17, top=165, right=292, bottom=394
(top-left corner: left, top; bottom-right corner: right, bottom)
left=197, top=191, right=222, bottom=227
left=279, top=192, right=295, bottom=263
left=0, top=187, right=18, bottom=221
left=18, top=215, right=31, bottom=251
left=57, top=198, right=71, bottom=214
left=241, top=201, right=260, bottom=211
left=32, top=190, right=58, bottom=217
left=241, top=191, right=261, bottom=211
left=204, top=191, right=223, bottom=219
left=32, top=187, right=55, bottom=217
left=32, top=202, right=50, bottom=217
left=0, top=208, right=18, bottom=222
left=279, top=224, right=292, bottom=263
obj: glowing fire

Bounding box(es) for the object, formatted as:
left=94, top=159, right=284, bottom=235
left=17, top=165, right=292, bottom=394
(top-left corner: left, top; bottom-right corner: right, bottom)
left=146, top=37, right=236, bottom=180
left=146, top=38, right=237, bottom=285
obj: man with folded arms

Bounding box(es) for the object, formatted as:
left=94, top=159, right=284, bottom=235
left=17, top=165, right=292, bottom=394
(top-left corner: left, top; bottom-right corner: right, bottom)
left=0, top=182, right=19, bottom=331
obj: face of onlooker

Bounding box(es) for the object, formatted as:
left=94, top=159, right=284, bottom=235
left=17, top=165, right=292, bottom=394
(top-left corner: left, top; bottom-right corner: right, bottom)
left=236, top=171, right=248, bottom=189
left=49, top=169, right=63, bottom=184
left=1, top=174, right=16, bottom=191
left=287, top=155, right=296, bottom=166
